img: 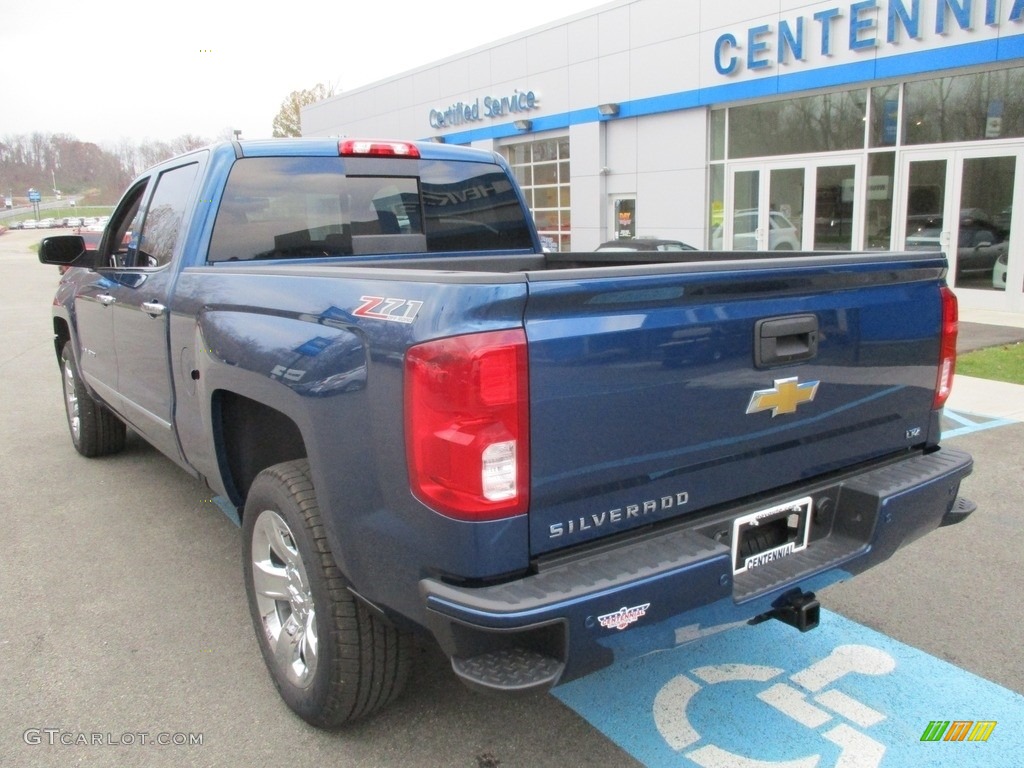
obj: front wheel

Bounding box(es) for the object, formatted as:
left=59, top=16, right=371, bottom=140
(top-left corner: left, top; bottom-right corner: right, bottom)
left=242, top=459, right=412, bottom=727
left=60, top=341, right=126, bottom=457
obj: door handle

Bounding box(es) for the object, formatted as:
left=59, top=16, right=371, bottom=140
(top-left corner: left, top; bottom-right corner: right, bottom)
left=141, top=301, right=166, bottom=317
left=97, top=294, right=115, bottom=306
left=755, top=314, right=819, bottom=368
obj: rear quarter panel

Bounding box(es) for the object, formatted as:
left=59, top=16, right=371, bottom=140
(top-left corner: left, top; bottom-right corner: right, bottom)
left=169, top=266, right=534, bottom=624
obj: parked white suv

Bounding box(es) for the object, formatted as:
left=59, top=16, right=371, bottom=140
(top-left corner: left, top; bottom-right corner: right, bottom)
left=712, top=210, right=801, bottom=251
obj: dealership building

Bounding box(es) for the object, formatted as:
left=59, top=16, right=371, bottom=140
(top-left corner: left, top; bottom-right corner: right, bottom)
left=302, top=0, right=1024, bottom=313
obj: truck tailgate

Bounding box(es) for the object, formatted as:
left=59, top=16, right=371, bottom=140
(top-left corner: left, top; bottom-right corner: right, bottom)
left=524, top=254, right=947, bottom=556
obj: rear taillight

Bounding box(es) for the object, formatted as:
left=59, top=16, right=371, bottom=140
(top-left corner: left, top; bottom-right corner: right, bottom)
left=405, top=330, right=529, bottom=521
left=934, top=286, right=958, bottom=409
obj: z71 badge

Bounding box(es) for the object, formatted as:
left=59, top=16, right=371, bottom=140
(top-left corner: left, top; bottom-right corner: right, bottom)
left=353, top=296, right=423, bottom=324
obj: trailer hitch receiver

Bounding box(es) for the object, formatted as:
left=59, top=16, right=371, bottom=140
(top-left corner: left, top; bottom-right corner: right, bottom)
left=761, top=589, right=820, bottom=632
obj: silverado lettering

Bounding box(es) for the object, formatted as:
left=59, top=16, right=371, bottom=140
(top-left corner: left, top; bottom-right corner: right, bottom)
left=549, top=492, right=690, bottom=538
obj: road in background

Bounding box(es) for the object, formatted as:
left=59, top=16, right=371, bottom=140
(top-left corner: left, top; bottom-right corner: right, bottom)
left=2, top=229, right=1020, bottom=767
left=0, top=198, right=87, bottom=223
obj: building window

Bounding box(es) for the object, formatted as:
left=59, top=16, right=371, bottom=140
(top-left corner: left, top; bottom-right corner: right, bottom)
left=869, top=85, right=900, bottom=148
left=863, top=152, right=896, bottom=250
left=505, top=138, right=571, bottom=252
left=903, top=66, right=1024, bottom=145
left=708, top=164, right=724, bottom=249
left=727, top=89, right=867, bottom=159
left=710, top=109, right=726, bottom=162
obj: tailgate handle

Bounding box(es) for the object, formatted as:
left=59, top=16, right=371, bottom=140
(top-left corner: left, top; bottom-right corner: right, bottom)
left=755, top=315, right=818, bottom=367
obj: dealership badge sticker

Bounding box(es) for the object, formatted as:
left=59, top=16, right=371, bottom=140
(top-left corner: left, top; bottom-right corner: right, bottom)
left=598, top=603, right=651, bottom=631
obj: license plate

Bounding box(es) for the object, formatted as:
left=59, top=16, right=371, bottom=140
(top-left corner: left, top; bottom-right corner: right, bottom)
left=731, top=496, right=812, bottom=575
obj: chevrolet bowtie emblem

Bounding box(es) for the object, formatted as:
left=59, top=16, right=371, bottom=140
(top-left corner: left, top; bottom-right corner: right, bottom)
left=746, top=377, right=820, bottom=417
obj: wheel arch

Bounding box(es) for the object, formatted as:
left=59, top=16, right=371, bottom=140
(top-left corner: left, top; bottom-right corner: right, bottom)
left=53, top=317, right=71, bottom=366
left=213, top=390, right=308, bottom=513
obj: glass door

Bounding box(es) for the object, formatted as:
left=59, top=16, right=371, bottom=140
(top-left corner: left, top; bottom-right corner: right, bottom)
left=724, top=158, right=862, bottom=251
left=949, top=151, right=1017, bottom=294
left=723, top=165, right=805, bottom=251
left=899, top=148, right=1022, bottom=309
left=608, top=195, right=637, bottom=242
left=897, top=152, right=952, bottom=257
left=723, top=167, right=762, bottom=250
left=810, top=161, right=861, bottom=250
left=766, top=167, right=804, bottom=251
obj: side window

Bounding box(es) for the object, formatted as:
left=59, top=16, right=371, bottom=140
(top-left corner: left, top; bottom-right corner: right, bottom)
left=102, top=180, right=149, bottom=268
left=136, top=162, right=200, bottom=268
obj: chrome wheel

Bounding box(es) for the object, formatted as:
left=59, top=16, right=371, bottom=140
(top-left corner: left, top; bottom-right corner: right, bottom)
left=250, top=508, right=318, bottom=688
left=243, top=459, right=412, bottom=726
left=62, top=356, right=82, bottom=442
left=58, top=342, right=126, bottom=457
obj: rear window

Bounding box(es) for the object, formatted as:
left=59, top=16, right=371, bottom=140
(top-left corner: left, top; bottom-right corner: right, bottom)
left=207, top=156, right=534, bottom=262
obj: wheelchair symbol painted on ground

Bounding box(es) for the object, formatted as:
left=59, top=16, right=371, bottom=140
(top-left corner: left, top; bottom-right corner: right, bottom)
left=653, top=644, right=896, bottom=768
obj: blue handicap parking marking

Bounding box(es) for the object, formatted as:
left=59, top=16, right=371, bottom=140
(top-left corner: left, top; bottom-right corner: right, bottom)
left=942, top=408, right=1017, bottom=439
left=553, top=609, right=1024, bottom=767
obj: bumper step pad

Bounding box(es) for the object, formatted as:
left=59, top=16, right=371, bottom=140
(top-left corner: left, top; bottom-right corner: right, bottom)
left=452, top=647, right=564, bottom=693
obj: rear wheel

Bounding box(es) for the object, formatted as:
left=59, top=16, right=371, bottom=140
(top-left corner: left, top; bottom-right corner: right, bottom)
left=60, top=341, right=126, bottom=457
left=242, top=459, right=412, bottom=727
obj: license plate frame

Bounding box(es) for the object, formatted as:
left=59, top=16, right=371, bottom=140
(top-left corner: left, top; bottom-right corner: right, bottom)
left=731, top=496, right=813, bottom=575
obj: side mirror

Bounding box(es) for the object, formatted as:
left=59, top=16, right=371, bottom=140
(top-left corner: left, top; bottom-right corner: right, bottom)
left=38, top=235, right=97, bottom=269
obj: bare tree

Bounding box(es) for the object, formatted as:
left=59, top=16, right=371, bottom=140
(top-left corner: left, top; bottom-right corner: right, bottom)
left=272, top=83, right=337, bottom=137
left=136, top=140, right=174, bottom=171
left=112, top=138, right=141, bottom=179
left=170, top=134, right=209, bottom=155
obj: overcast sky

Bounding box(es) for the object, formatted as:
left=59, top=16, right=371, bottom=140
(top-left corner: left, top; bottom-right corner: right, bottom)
left=1, top=0, right=608, bottom=148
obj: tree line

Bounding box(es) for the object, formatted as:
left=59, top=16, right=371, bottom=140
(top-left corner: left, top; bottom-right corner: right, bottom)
left=1, top=82, right=337, bottom=205
left=0, top=132, right=225, bottom=205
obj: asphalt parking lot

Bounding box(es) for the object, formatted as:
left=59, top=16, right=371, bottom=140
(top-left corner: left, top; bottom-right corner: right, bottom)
left=2, top=229, right=1022, bottom=767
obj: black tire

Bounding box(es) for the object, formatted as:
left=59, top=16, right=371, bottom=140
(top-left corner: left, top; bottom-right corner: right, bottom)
left=242, top=459, right=412, bottom=727
left=60, top=341, right=126, bottom=457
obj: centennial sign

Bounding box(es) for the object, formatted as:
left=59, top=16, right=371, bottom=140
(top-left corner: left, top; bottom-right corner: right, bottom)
left=714, top=0, right=1024, bottom=76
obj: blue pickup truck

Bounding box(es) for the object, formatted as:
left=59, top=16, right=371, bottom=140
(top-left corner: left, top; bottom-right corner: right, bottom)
left=39, top=138, right=974, bottom=728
